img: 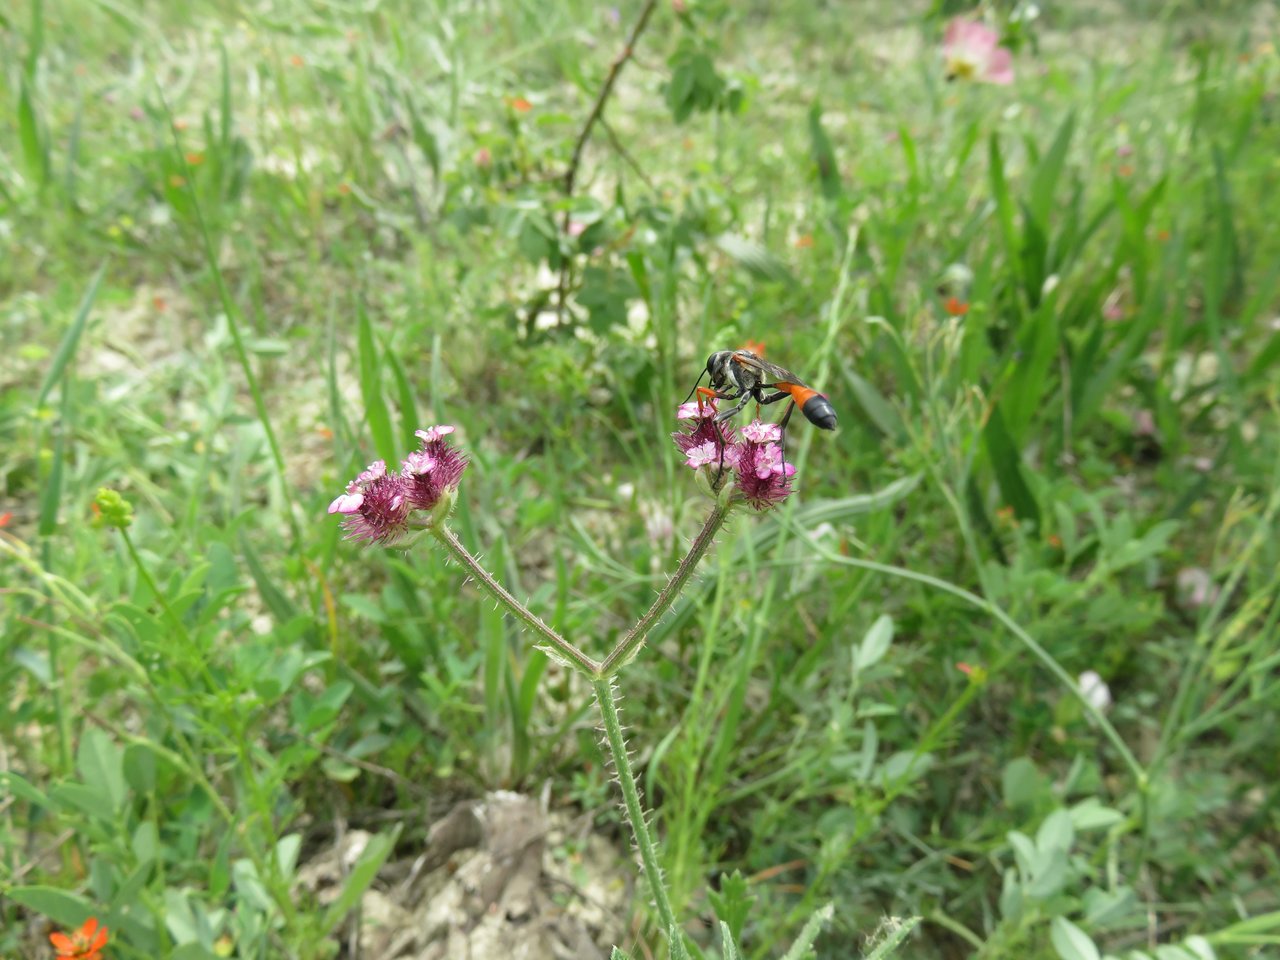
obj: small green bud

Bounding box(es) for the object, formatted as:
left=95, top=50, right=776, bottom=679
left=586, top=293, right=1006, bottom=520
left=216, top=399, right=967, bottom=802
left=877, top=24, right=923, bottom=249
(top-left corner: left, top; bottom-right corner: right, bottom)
left=93, top=488, right=134, bottom=529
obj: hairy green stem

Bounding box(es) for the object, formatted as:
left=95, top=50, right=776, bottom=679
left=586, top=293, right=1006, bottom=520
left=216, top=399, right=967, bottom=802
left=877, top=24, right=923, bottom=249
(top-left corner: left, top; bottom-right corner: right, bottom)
left=601, top=502, right=731, bottom=676
left=431, top=526, right=599, bottom=676
left=592, top=676, right=682, bottom=945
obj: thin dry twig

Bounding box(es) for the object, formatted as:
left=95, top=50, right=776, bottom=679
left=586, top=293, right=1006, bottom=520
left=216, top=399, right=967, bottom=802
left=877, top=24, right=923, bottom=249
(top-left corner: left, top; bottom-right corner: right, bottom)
left=557, top=0, right=662, bottom=319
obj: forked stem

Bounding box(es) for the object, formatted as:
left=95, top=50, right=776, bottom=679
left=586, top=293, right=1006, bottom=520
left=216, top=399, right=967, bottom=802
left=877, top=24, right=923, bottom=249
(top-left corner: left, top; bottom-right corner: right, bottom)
left=601, top=502, right=732, bottom=675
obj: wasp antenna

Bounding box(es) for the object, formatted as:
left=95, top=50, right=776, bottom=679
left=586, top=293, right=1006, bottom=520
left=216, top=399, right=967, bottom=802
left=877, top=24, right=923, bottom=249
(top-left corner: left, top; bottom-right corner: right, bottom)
left=680, top=368, right=707, bottom=405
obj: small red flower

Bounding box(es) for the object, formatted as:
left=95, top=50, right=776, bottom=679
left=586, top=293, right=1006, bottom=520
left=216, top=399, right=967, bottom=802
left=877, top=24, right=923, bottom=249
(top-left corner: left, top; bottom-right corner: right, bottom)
left=508, top=96, right=533, bottom=113
left=0, top=511, right=12, bottom=527
left=50, top=917, right=109, bottom=960
left=740, top=339, right=766, bottom=357
left=944, top=296, right=969, bottom=317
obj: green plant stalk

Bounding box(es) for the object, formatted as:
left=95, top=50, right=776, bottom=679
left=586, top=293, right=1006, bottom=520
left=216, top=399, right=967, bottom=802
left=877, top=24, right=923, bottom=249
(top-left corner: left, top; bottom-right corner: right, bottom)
left=601, top=501, right=732, bottom=676
left=431, top=526, right=599, bottom=675
left=592, top=676, right=683, bottom=946
left=158, top=92, right=304, bottom=553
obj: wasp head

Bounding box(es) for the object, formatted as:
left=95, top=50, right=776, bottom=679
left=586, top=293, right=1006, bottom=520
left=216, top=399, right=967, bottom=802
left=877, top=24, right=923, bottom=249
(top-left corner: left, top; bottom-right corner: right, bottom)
left=705, top=350, right=734, bottom=389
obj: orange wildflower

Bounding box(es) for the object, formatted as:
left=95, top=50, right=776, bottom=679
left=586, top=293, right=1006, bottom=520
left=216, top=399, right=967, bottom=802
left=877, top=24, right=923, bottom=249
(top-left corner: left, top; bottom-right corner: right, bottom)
left=741, top=339, right=766, bottom=356
left=50, top=917, right=109, bottom=960
left=944, top=296, right=969, bottom=316
left=289, top=54, right=304, bottom=67
left=793, top=233, right=814, bottom=249
left=508, top=96, right=533, bottom=113
left=168, top=174, right=186, bottom=188
left=0, top=511, right=12, bottom=527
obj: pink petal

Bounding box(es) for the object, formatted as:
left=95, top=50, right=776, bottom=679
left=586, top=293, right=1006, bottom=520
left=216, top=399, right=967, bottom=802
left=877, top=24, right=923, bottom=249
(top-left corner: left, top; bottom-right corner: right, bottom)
left=415, top=425, right=455, bottom=443
left=328, top=492, right=363, bottom=514
left=985, top=47, right=1015, bottom=85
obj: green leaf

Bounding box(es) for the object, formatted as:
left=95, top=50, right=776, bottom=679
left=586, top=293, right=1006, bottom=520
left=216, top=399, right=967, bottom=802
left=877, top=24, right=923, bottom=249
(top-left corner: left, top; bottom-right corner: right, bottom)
left=38, top=263, right=105, bottom=407
left=780, top=902, right=834, bottom=960
left=707, top=870, right=755, bottom=945
left=719, top=921, right=742, bottom=960
left=320, top=826, right=401, bottom=933
left=807, top=102, right=842, bottom=201
left=18, top=73, right=49, bottom=186
left=240, top=534, right=296, bottom=625
left=1050, top=917, right=1101, bottom=960
left=76, top=726, right=128, bottom=812
left=1070, top=797, right=1125, bottom=831
left=7, top=886, right=93, bottom=926
left=1029, top=112, right=1076, bottom=231
left=1036, top=808, right=1075, bottom=853
left=1002, top=757, right=1047, bottom=809
left=357, top=304, right=396, bottom=464
left=864, top=916, right=921, bottom=960
left=841, top=365, right=905, bottom=439
left=988, top=134, right=1020, bottom=294
left=983, top=404, right=1041, bottom=528
left=1, top=771, right=50, bottom=808
left=610, top=949, right=635, bottom=960
left=854, top=615, right=894, bottom=672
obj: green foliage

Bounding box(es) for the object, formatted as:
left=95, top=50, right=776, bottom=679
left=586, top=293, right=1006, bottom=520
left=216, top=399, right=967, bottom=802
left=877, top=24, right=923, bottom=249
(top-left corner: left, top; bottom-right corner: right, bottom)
left=2, top=1, right=1279, bottom=958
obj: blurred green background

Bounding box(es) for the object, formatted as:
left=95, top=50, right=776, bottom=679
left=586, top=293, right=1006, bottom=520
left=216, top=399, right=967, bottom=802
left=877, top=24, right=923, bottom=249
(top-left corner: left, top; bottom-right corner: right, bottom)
left=2, top=0, right=1278, bottom=957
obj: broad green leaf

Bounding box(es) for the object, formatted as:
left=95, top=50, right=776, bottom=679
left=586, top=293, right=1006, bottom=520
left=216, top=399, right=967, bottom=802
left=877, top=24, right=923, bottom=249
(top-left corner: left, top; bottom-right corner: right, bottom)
left=76, top=727, right=128, bottom=812
left=1036, top=808, right=1075, bottom=854
left=7, top=886, right=93, bottom=926
left=1051, top=917, right=1101, bottom=960
left=855, top=615, right=894, bottom=672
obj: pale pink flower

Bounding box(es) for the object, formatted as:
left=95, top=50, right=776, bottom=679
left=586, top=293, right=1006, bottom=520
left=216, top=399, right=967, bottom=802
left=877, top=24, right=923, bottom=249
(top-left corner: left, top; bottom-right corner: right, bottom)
left=943, top=18, right=1014, bottom=86
left=684, top=441, right=720, bottom=469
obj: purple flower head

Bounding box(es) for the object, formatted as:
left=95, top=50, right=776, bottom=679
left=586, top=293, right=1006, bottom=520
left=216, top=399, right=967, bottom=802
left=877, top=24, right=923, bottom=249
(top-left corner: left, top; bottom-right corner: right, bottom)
left=673, top=398, right=736, bottom=457
left=942, top=18, right=1014, bottom=86
left=328, top=460, right=413, bottom=544
left=403, top=424, right=469, bottom=511
left=732, top=420, right=796, bottom=509
left=674, top=402, right=796, bottom=510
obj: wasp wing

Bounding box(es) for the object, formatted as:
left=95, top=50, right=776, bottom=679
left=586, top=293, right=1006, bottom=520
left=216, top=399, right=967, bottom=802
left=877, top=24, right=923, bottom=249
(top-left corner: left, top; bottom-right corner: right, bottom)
left=731, top=350, right=812, bottom=388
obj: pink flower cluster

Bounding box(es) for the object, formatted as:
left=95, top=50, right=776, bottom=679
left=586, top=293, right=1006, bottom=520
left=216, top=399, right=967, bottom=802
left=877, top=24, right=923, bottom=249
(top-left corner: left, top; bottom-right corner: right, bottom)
left=673, top=401, right=796, bottom=509
left=328, top=425, right=468, bottom=544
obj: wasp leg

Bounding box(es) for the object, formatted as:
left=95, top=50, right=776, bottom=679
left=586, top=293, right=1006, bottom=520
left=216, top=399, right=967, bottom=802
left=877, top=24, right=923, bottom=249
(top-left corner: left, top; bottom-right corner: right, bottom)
left=712, top=392, right=752, bottom=423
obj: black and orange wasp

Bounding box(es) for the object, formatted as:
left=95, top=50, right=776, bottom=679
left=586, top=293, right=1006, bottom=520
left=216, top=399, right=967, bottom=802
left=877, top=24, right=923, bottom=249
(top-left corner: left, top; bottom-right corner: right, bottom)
left=687, top=349, right=837, bottom=431
left=682, top=349, right=836, bottom=473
